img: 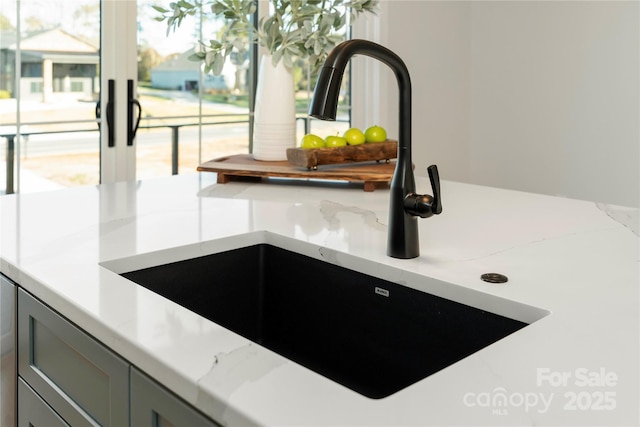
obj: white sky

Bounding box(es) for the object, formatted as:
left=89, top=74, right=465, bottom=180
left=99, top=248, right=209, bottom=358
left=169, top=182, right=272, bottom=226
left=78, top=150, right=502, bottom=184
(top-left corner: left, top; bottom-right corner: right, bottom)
left=0, top=0, right=204, bottom=56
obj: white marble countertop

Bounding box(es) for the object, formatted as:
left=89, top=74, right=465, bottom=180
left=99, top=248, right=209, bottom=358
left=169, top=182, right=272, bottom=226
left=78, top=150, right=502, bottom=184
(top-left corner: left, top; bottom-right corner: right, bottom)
left=1, top=173, right=638, bottom=426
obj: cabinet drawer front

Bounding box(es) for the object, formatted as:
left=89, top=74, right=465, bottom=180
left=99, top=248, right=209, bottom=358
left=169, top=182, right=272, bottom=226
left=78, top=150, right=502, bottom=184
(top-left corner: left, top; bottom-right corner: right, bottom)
left=18, top=378, right=69, bottom=427
left=131, top=367, right=221, bottom=427
left=18, top=289, right=129, bottom=426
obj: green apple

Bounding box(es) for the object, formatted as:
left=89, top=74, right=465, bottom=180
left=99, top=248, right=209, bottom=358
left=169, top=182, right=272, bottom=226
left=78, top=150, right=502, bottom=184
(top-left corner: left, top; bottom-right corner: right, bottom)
left=300, top=133, right=325, bottom=149
left=365, top=125, right=387, bottom=143
left=343, top=127, right=366, bottom=145
left=325, top=134, right=348, bottom=148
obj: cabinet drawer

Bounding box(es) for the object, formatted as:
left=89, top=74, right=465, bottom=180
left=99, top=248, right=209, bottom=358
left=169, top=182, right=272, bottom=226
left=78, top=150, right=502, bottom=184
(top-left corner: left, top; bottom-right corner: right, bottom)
left=18, top=289, right=129, bottom=426
left=131, top=367, right=221, bottom=427
left=18, top=377, right=69, bottom=427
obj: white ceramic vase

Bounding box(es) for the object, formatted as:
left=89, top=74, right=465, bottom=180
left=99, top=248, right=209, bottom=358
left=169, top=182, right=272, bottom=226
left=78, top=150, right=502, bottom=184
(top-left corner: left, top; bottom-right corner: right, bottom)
left=252, top=54, right=296, bottom=161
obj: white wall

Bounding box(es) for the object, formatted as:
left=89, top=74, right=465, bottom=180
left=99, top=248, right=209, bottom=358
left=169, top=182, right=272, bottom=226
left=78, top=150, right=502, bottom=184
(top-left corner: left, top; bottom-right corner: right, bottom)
left=469, top=1, right=638, bottom=207
left=353, top=0, right=471, bottom=183
left=354, top=1, right=638, bottom=207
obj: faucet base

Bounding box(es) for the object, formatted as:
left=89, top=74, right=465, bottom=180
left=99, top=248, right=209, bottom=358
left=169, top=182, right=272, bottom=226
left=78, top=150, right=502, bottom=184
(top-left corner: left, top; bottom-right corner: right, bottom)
left=387, top=214, right=420, bottom=259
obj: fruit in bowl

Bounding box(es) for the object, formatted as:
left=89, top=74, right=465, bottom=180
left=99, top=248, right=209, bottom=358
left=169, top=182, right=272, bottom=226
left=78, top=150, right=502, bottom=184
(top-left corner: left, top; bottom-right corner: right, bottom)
left=365, top=125, right=387, bottom=143
left=325, top=134, right=348, bottom=148
left=300, top=133, right=325, bottom=149
left=298, top=125, right=388, bottom=151
left=343, top=128, right=366, bottom=145
left=287, top=127, right=397, bottom=169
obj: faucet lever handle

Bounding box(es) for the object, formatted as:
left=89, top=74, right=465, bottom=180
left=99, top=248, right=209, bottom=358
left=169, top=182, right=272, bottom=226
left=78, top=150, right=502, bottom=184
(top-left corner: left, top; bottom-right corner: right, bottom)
left=403, top=165, right=443, bottom=218
left=427, top=165, right=442, bottom=215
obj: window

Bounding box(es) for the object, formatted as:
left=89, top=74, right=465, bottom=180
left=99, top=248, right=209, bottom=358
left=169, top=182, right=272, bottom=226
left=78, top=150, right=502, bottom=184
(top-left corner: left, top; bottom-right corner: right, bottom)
left=0, top=0, right=354, bottom=194
left=29, top=81, right=43, bottom=93
left=70, top=81, right=83, bottom=92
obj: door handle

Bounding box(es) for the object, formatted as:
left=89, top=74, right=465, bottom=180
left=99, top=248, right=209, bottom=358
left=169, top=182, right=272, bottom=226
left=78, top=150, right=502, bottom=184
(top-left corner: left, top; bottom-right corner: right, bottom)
left=127, top=79, right=141, bottom=146
left=95, top=100, right=101, bottom=130
left=106, top=79, right=115, bottom=147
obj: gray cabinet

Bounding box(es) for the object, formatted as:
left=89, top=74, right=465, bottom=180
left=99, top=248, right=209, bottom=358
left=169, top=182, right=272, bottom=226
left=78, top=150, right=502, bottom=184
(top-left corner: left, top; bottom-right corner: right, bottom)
left=18, top=378, right=69, bottom=427
left=130, top=367, right=221, bottom=427
left=1, top=274, right=16, bottom=427
left=17, top=289, right=129, bottom=426
left=16, top=288, right=222, bottom=427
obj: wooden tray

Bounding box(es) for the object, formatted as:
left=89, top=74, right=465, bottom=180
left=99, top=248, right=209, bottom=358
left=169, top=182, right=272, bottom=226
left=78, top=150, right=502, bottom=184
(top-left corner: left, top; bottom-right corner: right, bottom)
left=286, top=140, right=397, bottom=169
left=198, top=154, right=395, bottom=191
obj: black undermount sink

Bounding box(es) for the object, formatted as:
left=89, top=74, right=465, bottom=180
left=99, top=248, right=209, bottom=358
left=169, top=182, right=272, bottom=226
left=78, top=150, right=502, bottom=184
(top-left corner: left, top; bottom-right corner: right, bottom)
left=120, top=243, right=537, bottom=399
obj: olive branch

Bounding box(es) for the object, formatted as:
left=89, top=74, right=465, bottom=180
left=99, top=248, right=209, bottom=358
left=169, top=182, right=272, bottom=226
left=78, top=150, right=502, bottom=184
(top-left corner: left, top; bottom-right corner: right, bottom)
left=154, top=0, right=378, bottom=75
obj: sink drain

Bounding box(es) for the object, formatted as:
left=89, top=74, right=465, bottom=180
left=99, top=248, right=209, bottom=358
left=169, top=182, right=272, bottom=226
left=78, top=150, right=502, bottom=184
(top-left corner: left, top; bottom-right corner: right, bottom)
left=481, top=273, right=509, bottom=284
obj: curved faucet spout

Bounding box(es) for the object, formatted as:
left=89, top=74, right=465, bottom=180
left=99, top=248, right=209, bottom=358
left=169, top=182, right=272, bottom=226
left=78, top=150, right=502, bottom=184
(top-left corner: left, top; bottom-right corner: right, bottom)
left=309, top=39, right=440, bottom=259
left=309, top=39, right=412, bottom=163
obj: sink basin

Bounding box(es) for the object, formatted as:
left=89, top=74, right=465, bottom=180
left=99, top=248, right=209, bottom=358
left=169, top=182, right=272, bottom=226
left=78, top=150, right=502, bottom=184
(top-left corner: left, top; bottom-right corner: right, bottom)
left=106, top=236, right=548, bottom=399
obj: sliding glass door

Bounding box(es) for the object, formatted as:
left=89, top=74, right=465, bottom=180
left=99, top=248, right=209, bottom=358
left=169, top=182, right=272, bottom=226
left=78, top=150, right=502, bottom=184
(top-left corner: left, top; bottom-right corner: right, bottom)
left=133, top=0, right=252, bottom=181
left=1, top=0, right=103, bottom=193
left=1, top=0, right=352, bottom=194
left=0, top=0, right=253, bottom=193
left=100, top=0, right=136, bottom=183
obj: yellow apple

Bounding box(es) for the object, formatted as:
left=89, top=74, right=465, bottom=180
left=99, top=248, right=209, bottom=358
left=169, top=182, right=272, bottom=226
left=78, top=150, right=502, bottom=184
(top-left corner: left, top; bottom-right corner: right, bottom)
left=365, top=125, right=387, bottom=143
left=300, top=134, right=325, bottom=149
left=325, top=134, right=348, bottom=148
left=343, top=128, right=366, bottom=145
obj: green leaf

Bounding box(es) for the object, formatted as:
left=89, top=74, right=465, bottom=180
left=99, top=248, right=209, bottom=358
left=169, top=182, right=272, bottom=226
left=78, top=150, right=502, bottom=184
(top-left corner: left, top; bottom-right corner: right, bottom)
left=283, top=50, right=293, bottom=69
left=272, top=49, right=283, bottom=65
left=177, top=0, right=194, bottom=8
left=212, top=52, right=225, bottom=75
left=157, top=0, right=377, bottom=67
left=286, top=28, right=302, bottom=43
left=205, top=50, right=217, bottom=65
left=211, top=3, right=226, bottom=14
left=287, top=44, right=303, bottom=57
left=152, top=5, right=169, bottom=13
left=262, top=16, right=275, bottom=33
